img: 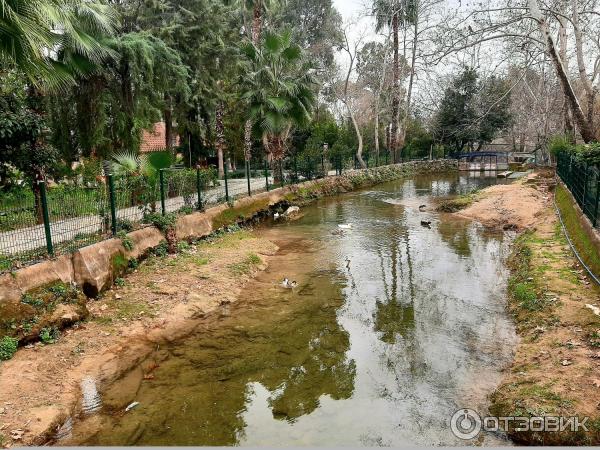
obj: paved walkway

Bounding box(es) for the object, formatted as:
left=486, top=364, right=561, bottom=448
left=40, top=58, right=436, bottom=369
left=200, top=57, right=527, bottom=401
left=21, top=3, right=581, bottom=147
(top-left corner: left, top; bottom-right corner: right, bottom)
left=0, top=177, right=272, bottom=256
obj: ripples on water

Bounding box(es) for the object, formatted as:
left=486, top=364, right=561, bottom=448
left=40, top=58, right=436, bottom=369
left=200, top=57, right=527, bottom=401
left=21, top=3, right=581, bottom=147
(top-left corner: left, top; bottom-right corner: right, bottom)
left=60, top=174, right=516, bottom=447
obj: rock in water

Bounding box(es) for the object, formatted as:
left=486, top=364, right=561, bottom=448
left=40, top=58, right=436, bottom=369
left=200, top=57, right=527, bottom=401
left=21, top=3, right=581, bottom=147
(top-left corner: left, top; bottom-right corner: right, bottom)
left=284, top=206, right=300, bottom=217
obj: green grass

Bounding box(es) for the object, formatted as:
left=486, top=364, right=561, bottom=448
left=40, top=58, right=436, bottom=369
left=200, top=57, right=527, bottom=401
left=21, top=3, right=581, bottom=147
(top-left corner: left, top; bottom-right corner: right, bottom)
left=436, top=189, right=480, bottom=212
left=506, top=231, right=555, bottom=328
left=555, top=183, right=600, bottom=277
left=227, top=253, right=262, bottom=275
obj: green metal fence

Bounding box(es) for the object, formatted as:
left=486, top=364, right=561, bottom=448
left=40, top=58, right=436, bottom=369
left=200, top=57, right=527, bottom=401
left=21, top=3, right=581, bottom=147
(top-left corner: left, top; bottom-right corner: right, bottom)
left=556, top=151, right=600, bottom=227
left=0, top=151, right=398, bottom=272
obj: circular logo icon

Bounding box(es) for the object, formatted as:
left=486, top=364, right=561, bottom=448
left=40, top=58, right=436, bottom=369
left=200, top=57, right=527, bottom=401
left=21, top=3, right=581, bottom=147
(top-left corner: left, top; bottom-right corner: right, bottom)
left=450, top=408, right=482, bottom=440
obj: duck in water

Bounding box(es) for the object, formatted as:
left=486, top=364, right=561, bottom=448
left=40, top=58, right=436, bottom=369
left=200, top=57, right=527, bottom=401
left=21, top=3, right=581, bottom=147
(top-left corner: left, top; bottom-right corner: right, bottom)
left=420, top=220, right=432, bottom=228
left=281, top=278, right=298, bottom=289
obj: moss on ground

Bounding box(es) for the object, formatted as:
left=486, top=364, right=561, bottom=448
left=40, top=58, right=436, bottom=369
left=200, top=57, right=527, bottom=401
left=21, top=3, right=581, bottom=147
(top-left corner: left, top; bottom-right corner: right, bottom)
left=436, top=189, right=481, bottom=212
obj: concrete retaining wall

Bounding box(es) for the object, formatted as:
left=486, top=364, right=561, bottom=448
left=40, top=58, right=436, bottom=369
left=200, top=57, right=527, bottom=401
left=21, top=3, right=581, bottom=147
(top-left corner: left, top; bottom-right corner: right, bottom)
left=0, top=160, right=457, bottom=338
left=557, top=179, right=600, bottom=265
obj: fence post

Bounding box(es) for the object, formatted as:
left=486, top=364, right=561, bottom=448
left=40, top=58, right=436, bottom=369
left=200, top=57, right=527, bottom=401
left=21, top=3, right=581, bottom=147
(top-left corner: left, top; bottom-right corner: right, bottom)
left=196, top=168, right=203, bottom=211
left=593, top=174, right=600, bottom=227
left=583, top=163, right=589, bottom=209
left=224, top=163, right=230, bottom=203
left=159, top=169, right=166, bottom=216
left=279, top=161, right=284, bottom=187
left=246, top=160, right=252, bottom=197
left=107, top=174, right=117, bottom=236
left=264, top=160, right=270, bottom=191
left=39, top=181, right=54, bottom=257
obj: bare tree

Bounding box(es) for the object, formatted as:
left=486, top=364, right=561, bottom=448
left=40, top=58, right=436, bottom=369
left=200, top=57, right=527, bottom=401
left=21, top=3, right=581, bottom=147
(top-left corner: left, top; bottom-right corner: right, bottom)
left=340, top=24, right=368, bottom=168
left=429, top=0, right=600, bottom=142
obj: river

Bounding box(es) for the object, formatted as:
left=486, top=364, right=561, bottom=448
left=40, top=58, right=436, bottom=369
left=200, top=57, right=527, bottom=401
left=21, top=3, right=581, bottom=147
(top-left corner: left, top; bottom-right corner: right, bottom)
left=61, top=173, right=517, bottom=446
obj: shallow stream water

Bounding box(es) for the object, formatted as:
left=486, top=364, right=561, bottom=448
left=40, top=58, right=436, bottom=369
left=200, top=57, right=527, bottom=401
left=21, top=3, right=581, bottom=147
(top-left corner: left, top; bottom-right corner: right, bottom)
left=62, top=173, right=517, bottom=446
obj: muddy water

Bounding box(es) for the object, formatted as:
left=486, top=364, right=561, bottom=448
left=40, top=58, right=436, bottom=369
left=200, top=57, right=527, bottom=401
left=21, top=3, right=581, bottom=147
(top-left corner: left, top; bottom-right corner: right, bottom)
left=62, top=173, right=517, bottom=446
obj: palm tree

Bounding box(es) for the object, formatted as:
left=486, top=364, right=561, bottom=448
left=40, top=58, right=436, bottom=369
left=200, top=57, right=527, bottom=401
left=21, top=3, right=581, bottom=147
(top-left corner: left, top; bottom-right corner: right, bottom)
left=241, top=30, right=315, bottom=178
left=372, top=0, right=416, bottom=163
left=0, top=0, right=117, bottom=89
left=236, top=0, right=279, bottom=163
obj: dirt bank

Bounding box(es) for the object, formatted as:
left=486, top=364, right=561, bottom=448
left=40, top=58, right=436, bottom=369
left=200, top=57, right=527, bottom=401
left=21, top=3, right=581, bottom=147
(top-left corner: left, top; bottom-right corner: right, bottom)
left=450, top=171, right=600, bottom=444
left=0, top=230, right=278, bottom=447
left=455, top=174, right=549, bottom=230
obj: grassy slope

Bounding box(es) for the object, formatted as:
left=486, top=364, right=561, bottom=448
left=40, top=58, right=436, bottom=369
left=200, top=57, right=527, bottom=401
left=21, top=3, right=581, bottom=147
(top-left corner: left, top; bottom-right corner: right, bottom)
left=490, top=188, right=600, bottom=445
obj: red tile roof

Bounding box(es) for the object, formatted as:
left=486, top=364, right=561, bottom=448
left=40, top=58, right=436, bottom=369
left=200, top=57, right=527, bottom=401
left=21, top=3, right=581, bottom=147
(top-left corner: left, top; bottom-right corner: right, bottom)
left=140, top=122, right=180, bottom=153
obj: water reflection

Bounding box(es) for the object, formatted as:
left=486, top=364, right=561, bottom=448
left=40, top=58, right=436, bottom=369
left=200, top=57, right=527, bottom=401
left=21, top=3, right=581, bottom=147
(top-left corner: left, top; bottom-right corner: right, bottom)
left=65, top=173, right=516, bottom=446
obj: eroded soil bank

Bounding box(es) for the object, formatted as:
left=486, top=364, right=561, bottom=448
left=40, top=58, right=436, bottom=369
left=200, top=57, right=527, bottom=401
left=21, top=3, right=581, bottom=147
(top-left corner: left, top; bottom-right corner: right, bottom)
left=452, top=171, right=600, bottom=445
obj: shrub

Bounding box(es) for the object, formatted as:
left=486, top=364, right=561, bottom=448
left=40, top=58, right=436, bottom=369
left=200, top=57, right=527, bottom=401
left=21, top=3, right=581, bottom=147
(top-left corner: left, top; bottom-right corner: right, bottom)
left=116, top=219, right=134, bottom=232
left=0, top=336, right=18, bottom=361
left=153, top=241, right=169, bottom=257
left=143, top=212, right=177, bottom=232
left=574, top=142, right=600, bottom=165
left=39, top=327, right=60, bottom=345
left=548, top=135, right=574, bottom=156
left=117, top=230, right=134, bottom=251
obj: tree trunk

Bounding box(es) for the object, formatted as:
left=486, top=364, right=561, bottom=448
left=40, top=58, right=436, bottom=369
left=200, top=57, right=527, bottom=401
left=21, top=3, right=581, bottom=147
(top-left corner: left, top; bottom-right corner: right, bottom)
left=572, top=0, right=597, bottom=129
left=391, top=13, right=400, bottom=163
left=164, top=104, right=174, bottom=153
left=375, top=36, right=390, bottom=167
left=349, top=108, right=365, bottom=168
left=558, top=18, right=575, bottom=142
left=120, top=59, right=135, bottom=152
left=399, top=14, right=419, bottom=152
left=216, top=102, right=225, bottom=178
left=528, top=0, right=596, bottom=142
left=244, top=0, right=264, bottom=162
left=374, top=108, right=380, bottom=164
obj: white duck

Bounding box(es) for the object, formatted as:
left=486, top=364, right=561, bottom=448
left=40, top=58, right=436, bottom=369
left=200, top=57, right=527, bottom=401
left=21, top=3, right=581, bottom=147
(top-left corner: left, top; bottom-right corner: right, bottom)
left=338, top=223, right=353, bottom=230
left=281, top=278, right=298, bottom=289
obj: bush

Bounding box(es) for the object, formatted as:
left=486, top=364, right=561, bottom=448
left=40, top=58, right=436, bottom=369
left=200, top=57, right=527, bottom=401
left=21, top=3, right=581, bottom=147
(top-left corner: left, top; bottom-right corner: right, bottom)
left=117, top=230, right=134, bottom=251
left=574, top=142, right=600, bottom=165
left=143, top=212, right=177, bottom=232
left=548, top=135, right=574, bottom=156
left=0, top=336, right=18, bottom=360
left=39, top=327, right=60, bottom=345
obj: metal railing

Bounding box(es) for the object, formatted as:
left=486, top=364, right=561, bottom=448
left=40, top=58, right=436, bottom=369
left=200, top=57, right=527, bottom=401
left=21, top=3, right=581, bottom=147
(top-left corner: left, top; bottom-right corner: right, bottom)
left=556, top=151, right=600, bottom=227
left=0, top=152, right=379, bottom=271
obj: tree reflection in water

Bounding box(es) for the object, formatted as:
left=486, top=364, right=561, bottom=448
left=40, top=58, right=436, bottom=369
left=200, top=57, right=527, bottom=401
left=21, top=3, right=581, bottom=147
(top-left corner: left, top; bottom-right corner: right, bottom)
left=74, top=269, right=355, bottom=446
